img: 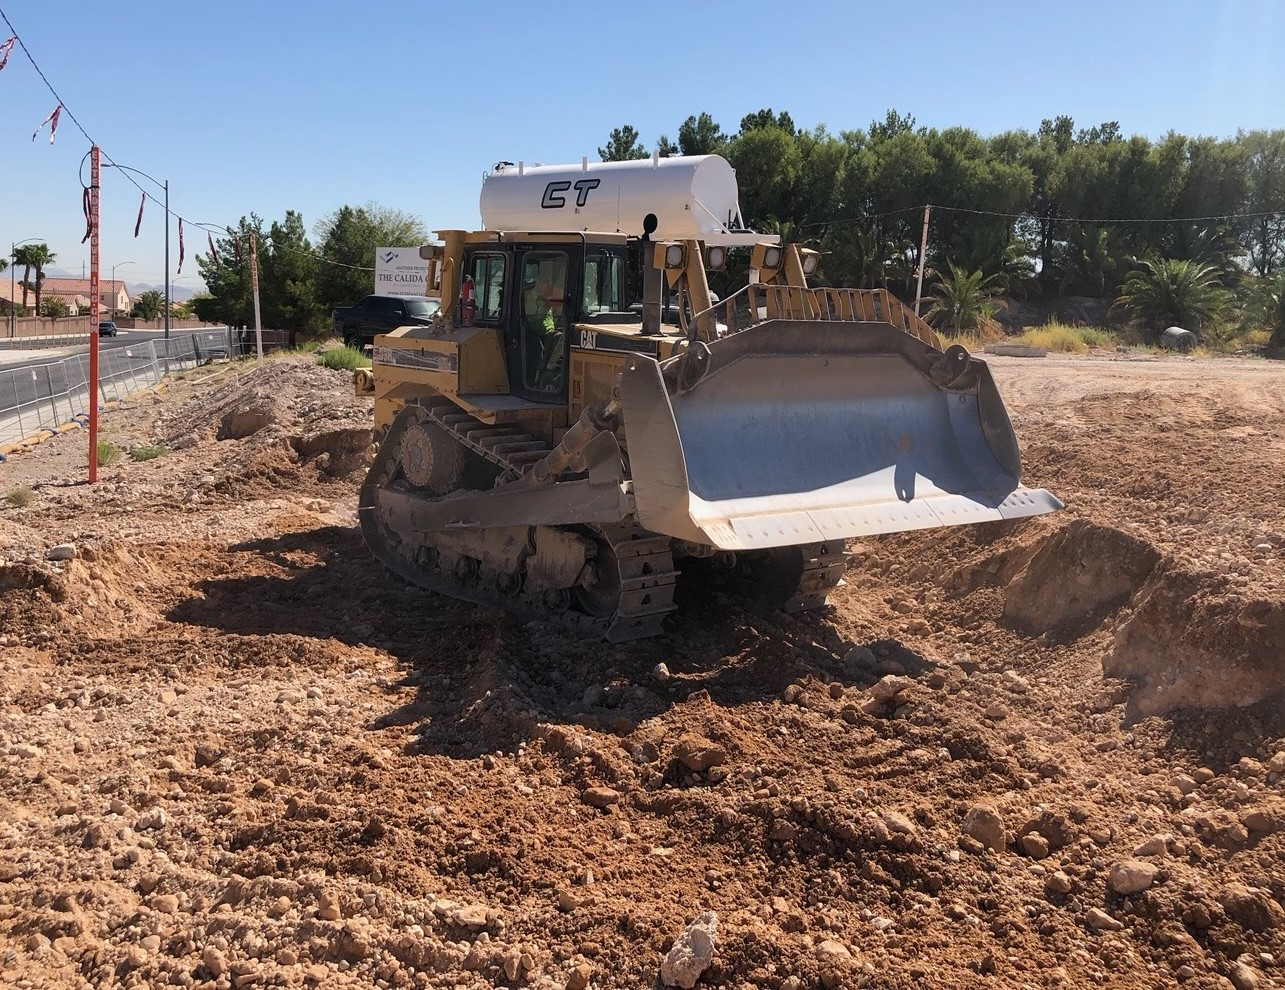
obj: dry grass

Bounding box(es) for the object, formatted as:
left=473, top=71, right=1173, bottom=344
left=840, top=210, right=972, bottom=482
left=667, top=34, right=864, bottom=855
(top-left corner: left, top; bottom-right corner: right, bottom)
left=4, top=487, right=35, bottom=508
left=129, top=444, right=168, bottom=462
left=1017, top=322, right=1118, bottom=353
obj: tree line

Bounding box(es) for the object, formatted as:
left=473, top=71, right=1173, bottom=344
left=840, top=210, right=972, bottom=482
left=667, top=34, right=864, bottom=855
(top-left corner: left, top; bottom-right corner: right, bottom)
left=192, top=205, right=426, bottom=332
left=605, top=110, right=1285, bottom=344
left=189, top=110, right=1285, bottom=347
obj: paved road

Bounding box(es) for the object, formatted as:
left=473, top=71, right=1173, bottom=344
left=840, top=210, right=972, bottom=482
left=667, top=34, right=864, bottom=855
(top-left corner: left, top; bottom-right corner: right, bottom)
left=0, top=328, right=209, bottom=372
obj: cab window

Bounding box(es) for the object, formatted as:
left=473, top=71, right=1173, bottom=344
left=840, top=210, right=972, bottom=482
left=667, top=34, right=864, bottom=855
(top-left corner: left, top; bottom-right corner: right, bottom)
left=520, top=251, right=568, bottom=394
left=583, top=250, right=625, bottom=315
left=470, top=253, right=506, bottom=323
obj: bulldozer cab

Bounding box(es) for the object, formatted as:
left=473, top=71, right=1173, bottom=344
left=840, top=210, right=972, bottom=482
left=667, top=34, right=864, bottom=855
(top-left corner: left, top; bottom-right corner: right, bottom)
left=460, top=237, right=634, bottom=405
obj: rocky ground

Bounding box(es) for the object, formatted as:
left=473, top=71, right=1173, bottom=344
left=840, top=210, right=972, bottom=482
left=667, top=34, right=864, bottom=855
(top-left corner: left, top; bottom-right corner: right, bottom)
left=0, top=351, right=1282, bottom=990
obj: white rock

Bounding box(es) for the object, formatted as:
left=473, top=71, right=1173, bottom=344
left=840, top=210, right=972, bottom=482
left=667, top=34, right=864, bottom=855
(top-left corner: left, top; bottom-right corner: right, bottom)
left=1085, top=907, right=1125, bottom=931
left=661, top=911, right=718, bottom=989
left=867, top=675, right=913, bottom=704
left=1108, top=859, right=1158, bottom=895
left=881, top=810, right=916, bottom=835
left=815, top=939, right=852, bottom=963
left=46, top=544, right=77, bottom=562
left=1133, top=834, right=1171, bottom=857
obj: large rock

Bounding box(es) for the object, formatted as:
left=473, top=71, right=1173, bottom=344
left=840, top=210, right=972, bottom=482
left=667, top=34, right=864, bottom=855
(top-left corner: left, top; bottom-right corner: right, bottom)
left=673, top=733, right=728, bottom=773
left=1218, top=883, right=1285, bottom=932
left=661, top=911, right=718, bottom=989
left=1108, top=860, right=1158, bottom=895
left=963, top=805, right=1006, bottom=853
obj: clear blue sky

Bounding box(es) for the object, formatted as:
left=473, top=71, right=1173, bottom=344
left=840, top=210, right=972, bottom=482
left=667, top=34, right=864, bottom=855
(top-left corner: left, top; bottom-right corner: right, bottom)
left=1, top=0, right=1280, bottom=289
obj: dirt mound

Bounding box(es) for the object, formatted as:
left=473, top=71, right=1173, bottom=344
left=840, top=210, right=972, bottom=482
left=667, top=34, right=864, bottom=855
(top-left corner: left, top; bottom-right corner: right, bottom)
left=1001, top=520, right=1162, bottom=640
left=1105, top=561, right=1285, bottom=715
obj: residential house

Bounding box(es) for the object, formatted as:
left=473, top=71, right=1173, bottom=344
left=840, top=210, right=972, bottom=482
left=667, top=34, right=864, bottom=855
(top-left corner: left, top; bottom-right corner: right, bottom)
left=39, top=278, right=132, bottom=316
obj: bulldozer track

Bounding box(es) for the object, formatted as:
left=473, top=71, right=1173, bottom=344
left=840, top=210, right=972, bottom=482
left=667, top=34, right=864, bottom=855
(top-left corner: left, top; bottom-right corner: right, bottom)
left=781, top=542, right=851, bottom=612
left=418, top=396, right=549, bottom=481
left=359, top=401, right=679, bottom=641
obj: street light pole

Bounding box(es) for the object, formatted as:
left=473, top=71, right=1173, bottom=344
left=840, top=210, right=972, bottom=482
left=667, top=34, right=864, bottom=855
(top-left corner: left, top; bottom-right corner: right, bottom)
left=9, top=237, right=45, bottom=338
left=111, top=261, right=135, bottom=318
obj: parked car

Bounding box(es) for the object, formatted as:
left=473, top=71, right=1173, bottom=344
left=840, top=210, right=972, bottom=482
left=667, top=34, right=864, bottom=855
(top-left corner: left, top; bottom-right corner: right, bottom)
left=331, top=295, right=440, bottom=349
left=98, top=321, right=119, bottom=337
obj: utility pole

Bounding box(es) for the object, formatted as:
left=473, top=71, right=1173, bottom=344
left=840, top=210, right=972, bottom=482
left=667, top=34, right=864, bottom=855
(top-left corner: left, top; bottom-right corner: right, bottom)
left=88, top=146, right=101, bottom=484
left=913, top=205, right=932, bottom=317
left=249, top=233, right=263, bottom=365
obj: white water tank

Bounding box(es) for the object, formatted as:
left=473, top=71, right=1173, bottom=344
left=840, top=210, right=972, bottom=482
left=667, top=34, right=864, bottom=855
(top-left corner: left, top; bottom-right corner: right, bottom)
left=480, top=155, right=753, bottom=243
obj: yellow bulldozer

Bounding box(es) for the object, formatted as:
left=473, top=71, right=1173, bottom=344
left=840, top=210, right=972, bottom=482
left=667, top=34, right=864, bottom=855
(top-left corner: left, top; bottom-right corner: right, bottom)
left=356, top=155, right=1061, bottom=640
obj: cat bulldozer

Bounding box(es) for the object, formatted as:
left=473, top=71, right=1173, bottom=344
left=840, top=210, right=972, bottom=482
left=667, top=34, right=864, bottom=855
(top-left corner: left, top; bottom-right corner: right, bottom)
left=357, top=156, right=1060, bottom=640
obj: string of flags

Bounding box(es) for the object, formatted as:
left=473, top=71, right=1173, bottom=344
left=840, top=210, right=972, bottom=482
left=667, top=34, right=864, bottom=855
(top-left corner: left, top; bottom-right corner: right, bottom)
left=32, top=102, right=60, bottom=143
left=3, top=19, right=375, bottom=277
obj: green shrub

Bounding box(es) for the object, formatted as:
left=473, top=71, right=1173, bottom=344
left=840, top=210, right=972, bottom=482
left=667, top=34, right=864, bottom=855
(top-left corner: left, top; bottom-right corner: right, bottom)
left=130, top=444, right=168, bottom=462
left=4, top=487, right=35, bottom=508
left=97, top=441, right=122, bottom=466
left=317, top=346, right=372, bottom=371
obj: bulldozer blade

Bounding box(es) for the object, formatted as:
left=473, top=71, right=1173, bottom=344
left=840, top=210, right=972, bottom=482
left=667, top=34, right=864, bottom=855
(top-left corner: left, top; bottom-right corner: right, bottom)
left=620, top=320, right=1062, bottom=551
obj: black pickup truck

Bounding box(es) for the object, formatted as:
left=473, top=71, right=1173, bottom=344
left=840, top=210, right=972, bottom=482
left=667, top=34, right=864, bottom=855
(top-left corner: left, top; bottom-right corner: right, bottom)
left=331, top=295, right=440, bottom=348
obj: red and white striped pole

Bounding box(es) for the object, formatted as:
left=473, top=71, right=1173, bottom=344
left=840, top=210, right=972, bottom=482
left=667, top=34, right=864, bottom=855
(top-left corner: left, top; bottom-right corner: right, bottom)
left=88, top=145, right=101, bottom=484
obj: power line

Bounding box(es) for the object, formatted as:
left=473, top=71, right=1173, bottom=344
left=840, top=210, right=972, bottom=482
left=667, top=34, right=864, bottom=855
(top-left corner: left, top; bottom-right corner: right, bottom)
left=0, top=6, right=93, bottom=146
left=801, top=202, right=1285, bottom=234
left=2, top=8, right=382, bottom=279
left=929, top=204, right=1285, bottom=225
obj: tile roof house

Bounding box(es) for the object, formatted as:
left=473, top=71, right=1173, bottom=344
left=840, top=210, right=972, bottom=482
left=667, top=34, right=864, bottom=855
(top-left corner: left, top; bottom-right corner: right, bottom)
left=35, top=278, right=132, bottom=315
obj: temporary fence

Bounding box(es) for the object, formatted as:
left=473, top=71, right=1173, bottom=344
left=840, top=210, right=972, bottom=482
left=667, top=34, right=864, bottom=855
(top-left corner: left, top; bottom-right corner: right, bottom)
left=0, top=329, right=253, bottom=450
left=0, top=328, right=96, bottom=351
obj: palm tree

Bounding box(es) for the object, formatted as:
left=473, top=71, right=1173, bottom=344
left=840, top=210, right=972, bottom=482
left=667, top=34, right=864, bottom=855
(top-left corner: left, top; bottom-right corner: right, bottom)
left=1243, top=272, right=1285, bottom=352
left=27, top=244, right=56, bottom=314
left=926, top=264, right=1006, bottom=335
left=1113, top=257, right=1230, bottom=340
left=12, top=244, right=41, bottom=311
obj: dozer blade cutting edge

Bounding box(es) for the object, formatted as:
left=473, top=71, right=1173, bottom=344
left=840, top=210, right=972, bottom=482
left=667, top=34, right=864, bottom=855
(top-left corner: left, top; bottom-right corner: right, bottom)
left=620, top=319, right=1063, bottom=551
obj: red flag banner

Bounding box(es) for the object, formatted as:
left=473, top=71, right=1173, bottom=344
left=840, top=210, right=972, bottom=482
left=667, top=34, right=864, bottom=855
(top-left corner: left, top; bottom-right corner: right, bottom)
left=0, top=36, right=16, bottom=72
left=32, top=104, right=62, bottom=144
left=81, top=187, right=93, bottom=243
left=207, top=232, right=219, bottom=264
left=177, top=218, right=185, bottom=274
left=134, top=192, right=146, bottom=237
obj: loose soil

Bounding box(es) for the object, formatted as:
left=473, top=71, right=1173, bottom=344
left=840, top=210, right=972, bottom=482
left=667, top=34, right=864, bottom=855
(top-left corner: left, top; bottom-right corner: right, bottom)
left=1, top=352, right=1282, bottom=990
